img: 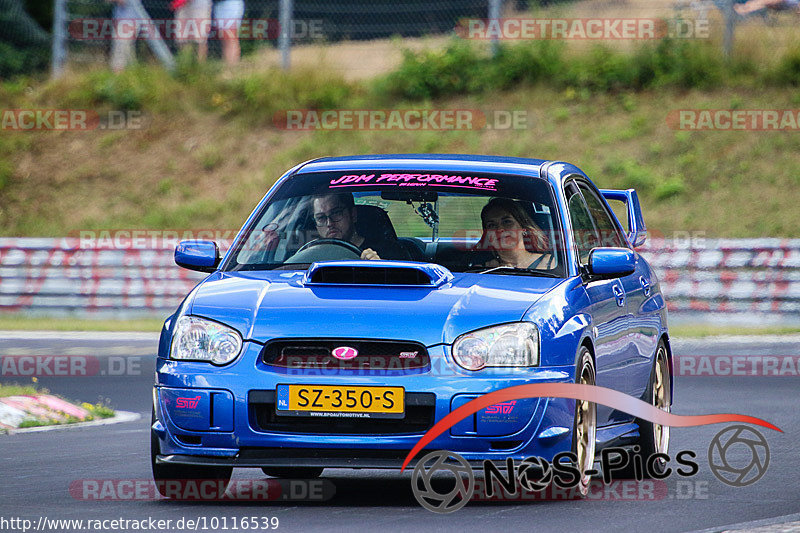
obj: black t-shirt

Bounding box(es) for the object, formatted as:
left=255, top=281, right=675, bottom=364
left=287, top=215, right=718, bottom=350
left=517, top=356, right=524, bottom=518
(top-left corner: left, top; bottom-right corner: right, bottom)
left=360, top=235, right=411, bottom=261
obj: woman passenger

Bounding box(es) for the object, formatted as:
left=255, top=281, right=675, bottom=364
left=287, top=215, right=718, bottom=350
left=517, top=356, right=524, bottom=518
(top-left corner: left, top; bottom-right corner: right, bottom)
left=478, top=197, right=554, bottom=270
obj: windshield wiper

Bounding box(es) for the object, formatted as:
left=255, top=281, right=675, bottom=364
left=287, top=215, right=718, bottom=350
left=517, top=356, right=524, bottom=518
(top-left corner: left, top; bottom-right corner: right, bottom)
left=466, top=266, right=561, bottom=278
left=227, top=262, right=310, bottom=272
left=265, top=262, right=312, bottom=271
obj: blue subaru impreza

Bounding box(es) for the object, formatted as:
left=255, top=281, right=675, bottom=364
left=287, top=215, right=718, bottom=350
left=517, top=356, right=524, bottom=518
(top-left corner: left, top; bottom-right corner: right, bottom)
left=151, top=154, right=671, bottom=496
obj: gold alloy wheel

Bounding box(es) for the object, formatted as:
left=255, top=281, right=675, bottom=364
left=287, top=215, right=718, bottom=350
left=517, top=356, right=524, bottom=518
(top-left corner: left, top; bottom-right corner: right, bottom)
left=652, top=346, right=671, bottom=463
left=575, top=355, right=597, bottom=496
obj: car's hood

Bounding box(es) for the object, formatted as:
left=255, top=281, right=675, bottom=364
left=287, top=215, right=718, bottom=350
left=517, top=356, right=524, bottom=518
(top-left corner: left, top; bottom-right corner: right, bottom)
left=189, top=270, right=563, bottom=346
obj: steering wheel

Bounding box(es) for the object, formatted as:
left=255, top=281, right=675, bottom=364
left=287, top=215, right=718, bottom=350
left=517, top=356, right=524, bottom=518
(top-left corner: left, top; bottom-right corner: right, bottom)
left=296, top=238, right=363, bottom=256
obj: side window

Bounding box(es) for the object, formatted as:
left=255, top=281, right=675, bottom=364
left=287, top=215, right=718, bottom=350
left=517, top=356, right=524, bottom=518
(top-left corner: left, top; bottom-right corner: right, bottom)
left=566, top=185, right=599, bottom=264
left=578, top=184, right=627, bottom=248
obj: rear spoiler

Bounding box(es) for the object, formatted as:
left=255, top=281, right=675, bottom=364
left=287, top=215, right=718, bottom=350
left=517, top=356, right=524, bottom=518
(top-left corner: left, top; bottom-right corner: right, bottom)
left=600, top=189, right=647, bottom=248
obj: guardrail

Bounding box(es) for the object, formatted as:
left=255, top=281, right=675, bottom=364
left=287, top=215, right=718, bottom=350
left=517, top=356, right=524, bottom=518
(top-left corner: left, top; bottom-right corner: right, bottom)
left=639, top=238, right=800, bottom=316
left=1, top=237, right=798, bottom=321
left=0, top=238, right=203, bottom=316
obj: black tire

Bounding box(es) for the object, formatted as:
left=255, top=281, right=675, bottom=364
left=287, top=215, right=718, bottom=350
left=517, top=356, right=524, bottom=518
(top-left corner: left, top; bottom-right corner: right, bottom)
left=615, top=340, right=672, bottom=480
left=150, top=409, right=233, bottom=499
left=261, top=467, right=324, bottom=479
left=571, top=346, right=597, bottom=498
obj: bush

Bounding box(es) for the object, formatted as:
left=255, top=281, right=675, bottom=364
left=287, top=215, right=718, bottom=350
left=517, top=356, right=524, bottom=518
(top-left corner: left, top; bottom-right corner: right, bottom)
left=641, top=39, right=725, bottom=89
left=0, top=41, right=49, bottom=79
left=375, top=40, right=490, bottom=101
left=772, top=45, right=800, bottom=86
left=56, top=66, right=183, bottom=112
left=217, top=68, right=352, bottom=124
left=560, top=45, right=643, bottom=91
left=376, top=37, right=776, bottom=101
left=604, top=158, right=656, bottom=192
left=654, top=178, right=686, bottom=200
left=490, top=40, right=564, bottom=89
left=0, top=160, right=13, bottom=191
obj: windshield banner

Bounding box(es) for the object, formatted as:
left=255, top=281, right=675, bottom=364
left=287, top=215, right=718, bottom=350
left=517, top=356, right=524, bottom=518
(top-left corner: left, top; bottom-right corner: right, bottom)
left=329, top=173, right=499, bottom=192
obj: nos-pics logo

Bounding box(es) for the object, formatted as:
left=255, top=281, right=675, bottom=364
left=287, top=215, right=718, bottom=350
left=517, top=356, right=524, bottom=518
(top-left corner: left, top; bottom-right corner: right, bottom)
left=411, top=425, right=771, bottom=513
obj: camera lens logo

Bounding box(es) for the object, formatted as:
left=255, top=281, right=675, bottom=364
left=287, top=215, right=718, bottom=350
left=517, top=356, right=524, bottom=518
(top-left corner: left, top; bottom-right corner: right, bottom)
left=411, top=450, right=474, bottom=513
left=708, top=425, right=769, bottom=487
left=516, top=456, right=553, bottom=492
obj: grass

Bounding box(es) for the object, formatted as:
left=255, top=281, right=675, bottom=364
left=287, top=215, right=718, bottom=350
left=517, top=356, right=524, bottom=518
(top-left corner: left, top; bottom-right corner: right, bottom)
left=15, top=408, right=113, bottom=429
left=0, top=384, right=116, bottom=431
left=668, top=324, right=800, bottom=338
left=0, top=384, right=41, bottom=398
left=1, top=34, right=800, bottom=237
left=0, top=315, right=163, bottom=332
left=81, top=401, right=116, bottom=419
left=2, top=83, right=800, bottom=237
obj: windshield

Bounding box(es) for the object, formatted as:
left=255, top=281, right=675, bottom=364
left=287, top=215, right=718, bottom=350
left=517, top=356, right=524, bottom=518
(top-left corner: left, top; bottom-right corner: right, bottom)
left=224, top=170, right=566, bottom=277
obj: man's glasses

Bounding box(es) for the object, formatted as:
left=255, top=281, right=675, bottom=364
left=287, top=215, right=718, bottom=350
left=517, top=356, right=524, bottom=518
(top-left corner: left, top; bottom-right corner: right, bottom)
left=313, top=207, right=347, bottom=226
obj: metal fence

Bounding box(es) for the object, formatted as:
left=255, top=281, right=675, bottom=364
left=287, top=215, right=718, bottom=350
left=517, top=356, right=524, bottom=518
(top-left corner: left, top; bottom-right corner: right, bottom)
left=50, top=0, right=800, bottom=77
left=52, top=0, right=496, bottom=75
left=1, top=237, right=799, bottom=325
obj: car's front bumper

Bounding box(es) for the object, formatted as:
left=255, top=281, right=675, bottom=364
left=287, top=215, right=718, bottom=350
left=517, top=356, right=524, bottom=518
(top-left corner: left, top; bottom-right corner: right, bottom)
left=153, top=342, right=577, bottom=468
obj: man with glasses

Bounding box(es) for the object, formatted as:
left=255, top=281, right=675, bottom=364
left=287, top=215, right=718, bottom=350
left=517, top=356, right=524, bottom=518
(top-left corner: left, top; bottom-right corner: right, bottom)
left=312, top=193, right=405, bottom=260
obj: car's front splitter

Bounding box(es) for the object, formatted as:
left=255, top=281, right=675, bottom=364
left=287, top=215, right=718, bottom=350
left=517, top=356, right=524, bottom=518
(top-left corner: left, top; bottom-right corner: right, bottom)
left=153, top=343, right=579, bottom=467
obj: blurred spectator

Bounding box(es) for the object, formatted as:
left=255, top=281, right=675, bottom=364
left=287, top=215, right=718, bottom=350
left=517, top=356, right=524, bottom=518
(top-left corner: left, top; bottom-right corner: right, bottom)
left=213, top=0, right=245, bottom=65
left=734, top=0, right=800, bottom=14
left=171, top=0, right=212, bottom=61
left=109, top=0, right=142, bottom=72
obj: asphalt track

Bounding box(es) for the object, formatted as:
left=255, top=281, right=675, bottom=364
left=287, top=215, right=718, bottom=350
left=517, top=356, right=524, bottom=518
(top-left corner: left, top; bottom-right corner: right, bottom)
left=1, top=332, right=799, bottom=533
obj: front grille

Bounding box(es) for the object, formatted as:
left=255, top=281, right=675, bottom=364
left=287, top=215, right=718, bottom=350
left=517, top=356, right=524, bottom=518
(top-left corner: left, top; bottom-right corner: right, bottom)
left=249, top=390, right=436, bottom=435
left=261, top=339, right=430, bottom=371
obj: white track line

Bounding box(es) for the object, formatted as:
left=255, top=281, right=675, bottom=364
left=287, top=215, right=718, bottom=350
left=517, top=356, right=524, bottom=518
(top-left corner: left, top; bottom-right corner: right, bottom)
left=692, top=512, right=800, bottom=533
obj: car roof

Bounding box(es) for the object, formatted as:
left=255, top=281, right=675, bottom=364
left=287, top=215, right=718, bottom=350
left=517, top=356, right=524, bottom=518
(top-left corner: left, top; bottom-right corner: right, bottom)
left=295, top=154, right=551, bottom=179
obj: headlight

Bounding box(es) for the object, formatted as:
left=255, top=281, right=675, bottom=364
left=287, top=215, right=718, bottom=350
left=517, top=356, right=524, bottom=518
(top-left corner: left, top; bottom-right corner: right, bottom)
left=170, top=316, right=243, bottom=365
left=452, top=322, right=539, bottom=371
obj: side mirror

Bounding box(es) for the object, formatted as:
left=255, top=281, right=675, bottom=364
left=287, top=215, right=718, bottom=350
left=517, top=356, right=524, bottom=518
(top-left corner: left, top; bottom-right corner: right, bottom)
left=587, top=248, right=636, bottom=279
left=175, top=240, right=220, bottom=273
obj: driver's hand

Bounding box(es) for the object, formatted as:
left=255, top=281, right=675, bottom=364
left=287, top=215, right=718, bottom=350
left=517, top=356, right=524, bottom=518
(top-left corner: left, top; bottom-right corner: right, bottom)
left=361, top=248, right=380, bottom=260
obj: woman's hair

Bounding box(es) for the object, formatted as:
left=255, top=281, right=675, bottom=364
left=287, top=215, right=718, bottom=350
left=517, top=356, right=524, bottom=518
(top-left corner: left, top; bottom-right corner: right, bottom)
left=479, top=197, right=549, bottom=252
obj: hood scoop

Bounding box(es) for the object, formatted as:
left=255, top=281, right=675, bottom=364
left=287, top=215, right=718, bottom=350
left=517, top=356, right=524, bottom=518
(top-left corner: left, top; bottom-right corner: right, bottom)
left=303, top=261, right=454, bottom=288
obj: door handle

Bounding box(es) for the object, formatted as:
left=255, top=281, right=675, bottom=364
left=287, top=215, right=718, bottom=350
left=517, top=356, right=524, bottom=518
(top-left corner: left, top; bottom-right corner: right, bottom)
left=639, top=276, right=651, bottom=297
left=612, top=284, right=625, bottom=307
